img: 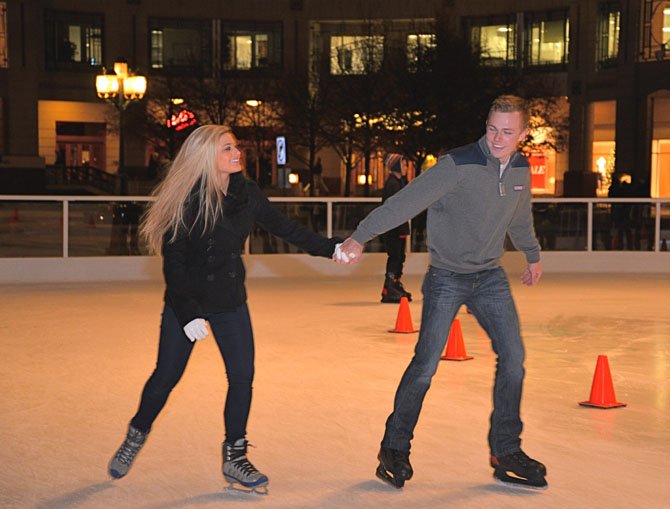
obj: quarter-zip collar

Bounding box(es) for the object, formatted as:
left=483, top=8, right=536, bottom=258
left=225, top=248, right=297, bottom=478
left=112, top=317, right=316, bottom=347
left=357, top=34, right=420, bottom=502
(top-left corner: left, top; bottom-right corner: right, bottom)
left=477, top=135, right=522, bottom=196
left=477, top=135, right=522, bottom=170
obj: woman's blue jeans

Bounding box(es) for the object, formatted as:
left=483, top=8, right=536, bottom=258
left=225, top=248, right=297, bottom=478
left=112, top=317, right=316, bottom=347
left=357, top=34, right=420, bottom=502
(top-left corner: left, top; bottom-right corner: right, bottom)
left=130, top=303, right=255, bottom=443
left=381, top=266, right=526, bottom=457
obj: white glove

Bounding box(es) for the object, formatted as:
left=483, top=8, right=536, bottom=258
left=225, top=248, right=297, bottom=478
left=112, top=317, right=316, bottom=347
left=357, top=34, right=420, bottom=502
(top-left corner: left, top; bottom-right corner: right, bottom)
left=183, top=318, right=208, bottom=342
left=333, top=243, right=351, bottom=263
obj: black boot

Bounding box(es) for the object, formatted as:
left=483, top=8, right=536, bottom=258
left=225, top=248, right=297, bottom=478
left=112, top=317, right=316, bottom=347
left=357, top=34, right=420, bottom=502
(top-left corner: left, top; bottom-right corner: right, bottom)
left=394, top=278, right=412, bottom=301
left=381, top=273, right=412, bottom=303
left=490, top=450, right=547, bottom=489
left=376, top=447, right=413, bottom=488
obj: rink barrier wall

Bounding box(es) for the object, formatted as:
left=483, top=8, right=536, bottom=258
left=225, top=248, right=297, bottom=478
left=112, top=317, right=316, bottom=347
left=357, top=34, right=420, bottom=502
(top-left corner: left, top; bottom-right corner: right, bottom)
left=1, top=251, right=669, bottom=284
left=1, top=195, right=669, bottom=283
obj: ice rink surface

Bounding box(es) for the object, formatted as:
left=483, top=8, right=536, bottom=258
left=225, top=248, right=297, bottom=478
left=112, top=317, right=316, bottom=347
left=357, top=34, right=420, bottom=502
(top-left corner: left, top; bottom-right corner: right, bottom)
left=1, top=271, right=669, bottom=509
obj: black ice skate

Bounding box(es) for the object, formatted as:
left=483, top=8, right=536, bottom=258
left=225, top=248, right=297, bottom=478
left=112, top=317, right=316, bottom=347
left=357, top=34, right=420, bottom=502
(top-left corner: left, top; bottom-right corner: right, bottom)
left=490, top=450, right=547, bottom=490
left=376, top=447, right=413, bottom=488
left=381, top=274, right=412, bottom=303
left=222, top=439, right=269, bottom=494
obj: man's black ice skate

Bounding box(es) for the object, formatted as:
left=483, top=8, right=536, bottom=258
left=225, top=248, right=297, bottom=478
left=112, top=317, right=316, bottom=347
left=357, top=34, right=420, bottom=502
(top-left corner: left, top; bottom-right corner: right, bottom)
left=490, top=450, right=547, bottom=490
left=381, top=274, right=412, bottom=303
left=376, top=447, right=413, bottom=488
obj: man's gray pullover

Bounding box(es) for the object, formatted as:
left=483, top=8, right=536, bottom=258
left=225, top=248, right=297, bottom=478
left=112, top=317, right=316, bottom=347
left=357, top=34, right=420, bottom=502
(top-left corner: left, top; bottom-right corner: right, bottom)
left=351, top=136, right=541, bottom=273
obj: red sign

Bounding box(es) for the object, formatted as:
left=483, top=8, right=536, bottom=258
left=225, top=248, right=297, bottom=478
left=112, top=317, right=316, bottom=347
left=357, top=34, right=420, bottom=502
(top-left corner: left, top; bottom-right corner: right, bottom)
left=528, top=153, right=546, bottom=189
left=167, top=109, right=197, bottom=131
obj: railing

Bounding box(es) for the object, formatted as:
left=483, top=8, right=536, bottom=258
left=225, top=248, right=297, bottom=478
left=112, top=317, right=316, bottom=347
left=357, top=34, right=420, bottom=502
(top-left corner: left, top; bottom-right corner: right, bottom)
left=45, top=165, right=120, bottom=195
left=1, top=195, right=669, bottom=258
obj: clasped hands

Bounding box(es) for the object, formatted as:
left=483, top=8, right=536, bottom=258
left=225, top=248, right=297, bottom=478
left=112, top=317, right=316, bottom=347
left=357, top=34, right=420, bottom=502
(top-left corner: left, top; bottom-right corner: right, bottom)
left=333, top=238, right=363, bottom=264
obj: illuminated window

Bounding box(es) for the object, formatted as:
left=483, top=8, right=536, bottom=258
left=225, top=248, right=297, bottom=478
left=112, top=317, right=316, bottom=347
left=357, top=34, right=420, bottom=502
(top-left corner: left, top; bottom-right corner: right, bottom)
left=596, top=2, right=620, bottom=68
left=223, top=23, right=281, bottom=71
left=640, top=2, right=670, bottom=60
left=330, top=35, right=384, bottom=75
left=0, top=2, right=7, bottom=67
left=651, top=96, right=670, bottom=197
left=407, top=33, right=436, bottom=71
left=525, top=11, right=569, bottom=66
left=226, top=33, right=270, bottom=70
left=466, top=16, right=516, bottom=66
left=150, top=30, right=163, bottom=67
left=149, top=18, right=210, bottom=72
left=45, top=10, right=103, bottom=69
left=590, top=100, right=616, bottom=196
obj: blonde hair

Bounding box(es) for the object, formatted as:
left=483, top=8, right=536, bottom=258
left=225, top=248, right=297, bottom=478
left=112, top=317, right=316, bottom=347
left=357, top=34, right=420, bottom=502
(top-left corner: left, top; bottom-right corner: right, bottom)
left=488, top=95, right=529, bottom=127
left=141, top=124, right=233, bottom=254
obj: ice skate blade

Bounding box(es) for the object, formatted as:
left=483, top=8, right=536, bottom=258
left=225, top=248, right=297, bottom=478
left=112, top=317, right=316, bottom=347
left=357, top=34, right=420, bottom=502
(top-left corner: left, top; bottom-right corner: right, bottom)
left=225, top=482, right=269, bottom=495
left=224, top=475, right=269, bottom=495
left=376, top=465, right=405, bottom=489
left=493, top=472, right=548, bottom=490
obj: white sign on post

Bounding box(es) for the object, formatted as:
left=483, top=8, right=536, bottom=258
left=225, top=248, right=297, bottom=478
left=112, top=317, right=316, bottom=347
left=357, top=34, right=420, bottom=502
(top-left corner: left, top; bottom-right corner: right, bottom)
left=276, top=136, right=286, bottom=165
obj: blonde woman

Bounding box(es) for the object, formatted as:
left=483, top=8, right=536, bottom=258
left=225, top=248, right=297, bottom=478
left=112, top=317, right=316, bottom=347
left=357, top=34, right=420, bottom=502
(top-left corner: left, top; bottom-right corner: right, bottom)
left=108, top=125, right=339, bottom=492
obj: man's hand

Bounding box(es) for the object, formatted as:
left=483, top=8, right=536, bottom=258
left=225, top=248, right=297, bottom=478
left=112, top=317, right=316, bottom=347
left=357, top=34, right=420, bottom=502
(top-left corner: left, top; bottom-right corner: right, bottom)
left=521, top=261, right=542, bottom=286
left=334, top=237, right=364, bottom=264
left=183, top=318, right=209, bottom=342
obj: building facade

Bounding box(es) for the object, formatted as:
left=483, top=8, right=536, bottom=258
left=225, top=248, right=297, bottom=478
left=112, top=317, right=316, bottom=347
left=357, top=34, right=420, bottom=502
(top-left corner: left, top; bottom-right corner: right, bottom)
left=0, top=0, right=669, bottom=196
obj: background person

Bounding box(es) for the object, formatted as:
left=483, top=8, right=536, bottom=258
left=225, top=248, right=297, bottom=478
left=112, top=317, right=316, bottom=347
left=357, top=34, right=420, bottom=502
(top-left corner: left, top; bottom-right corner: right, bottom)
left=380, top=153, right=412, bottom=303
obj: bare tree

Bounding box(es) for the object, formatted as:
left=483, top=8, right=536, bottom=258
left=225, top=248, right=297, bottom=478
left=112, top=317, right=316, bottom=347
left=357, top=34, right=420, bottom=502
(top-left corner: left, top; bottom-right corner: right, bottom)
left=235, top=84, right=284, bottom=188
left=324, top=21, right=390, bottom=196
left=280, top=50, right=338, bottom=196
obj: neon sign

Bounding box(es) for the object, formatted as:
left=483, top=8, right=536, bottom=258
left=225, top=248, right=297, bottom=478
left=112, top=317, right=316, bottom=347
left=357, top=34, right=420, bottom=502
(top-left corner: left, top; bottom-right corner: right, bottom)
left=167, top=109, right=197, bottom=131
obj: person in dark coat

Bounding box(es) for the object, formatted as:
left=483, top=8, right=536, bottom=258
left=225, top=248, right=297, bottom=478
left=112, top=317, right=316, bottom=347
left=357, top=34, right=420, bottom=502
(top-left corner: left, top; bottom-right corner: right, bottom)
left=380, top=153, right=412, bottom=302
left=108, top=125, right=340, bottom=492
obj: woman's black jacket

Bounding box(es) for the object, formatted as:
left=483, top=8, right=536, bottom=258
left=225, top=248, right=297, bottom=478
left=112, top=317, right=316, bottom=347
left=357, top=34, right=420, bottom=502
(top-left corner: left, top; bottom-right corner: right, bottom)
left=162, top=174, right=338, bottom=327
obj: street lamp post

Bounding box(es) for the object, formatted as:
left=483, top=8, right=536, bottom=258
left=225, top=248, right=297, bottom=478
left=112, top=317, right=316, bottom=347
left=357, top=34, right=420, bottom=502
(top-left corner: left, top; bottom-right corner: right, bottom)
left=95, top=59, right=147, bottom=194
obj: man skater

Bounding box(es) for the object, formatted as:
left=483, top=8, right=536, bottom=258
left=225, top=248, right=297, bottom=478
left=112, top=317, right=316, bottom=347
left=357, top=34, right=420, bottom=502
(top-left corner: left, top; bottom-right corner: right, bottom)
left=335, top=95, right=547, bottom=490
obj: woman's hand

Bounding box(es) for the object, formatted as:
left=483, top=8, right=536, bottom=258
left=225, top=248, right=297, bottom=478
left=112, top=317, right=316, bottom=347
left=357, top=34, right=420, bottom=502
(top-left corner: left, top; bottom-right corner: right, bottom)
left=183, top=318, right=209, bottom=342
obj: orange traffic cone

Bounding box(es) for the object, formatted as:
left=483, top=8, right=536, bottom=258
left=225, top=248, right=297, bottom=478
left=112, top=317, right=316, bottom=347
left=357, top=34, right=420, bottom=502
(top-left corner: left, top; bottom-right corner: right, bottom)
left=440, top=318, right=474, bottom=361
left=388, top=296, right=418, bottom=333
left=579, top=355, right=626, bottom=409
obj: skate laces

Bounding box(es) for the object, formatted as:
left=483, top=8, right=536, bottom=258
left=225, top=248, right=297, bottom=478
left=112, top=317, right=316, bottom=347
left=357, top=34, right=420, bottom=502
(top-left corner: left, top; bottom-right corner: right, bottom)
left=115, top=428, right=146, bottom=465
left=226, top=441, right=262, bottom=478
left=231, top=455, right=261, bottom=477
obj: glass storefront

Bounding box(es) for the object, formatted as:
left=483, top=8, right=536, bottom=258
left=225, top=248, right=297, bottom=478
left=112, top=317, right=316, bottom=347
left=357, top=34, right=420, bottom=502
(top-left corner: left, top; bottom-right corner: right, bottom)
left=651, top=96, right=670, bottom=198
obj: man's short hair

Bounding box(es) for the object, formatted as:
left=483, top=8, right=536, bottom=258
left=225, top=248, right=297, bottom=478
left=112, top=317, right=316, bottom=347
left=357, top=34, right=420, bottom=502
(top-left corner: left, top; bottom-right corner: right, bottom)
left=488, top=95, right=529, bottom=128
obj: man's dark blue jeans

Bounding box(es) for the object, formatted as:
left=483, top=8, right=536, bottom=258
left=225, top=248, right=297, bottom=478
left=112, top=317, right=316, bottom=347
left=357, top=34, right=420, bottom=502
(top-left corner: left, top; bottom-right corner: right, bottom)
left=381, top=265, right=525, bottom=457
